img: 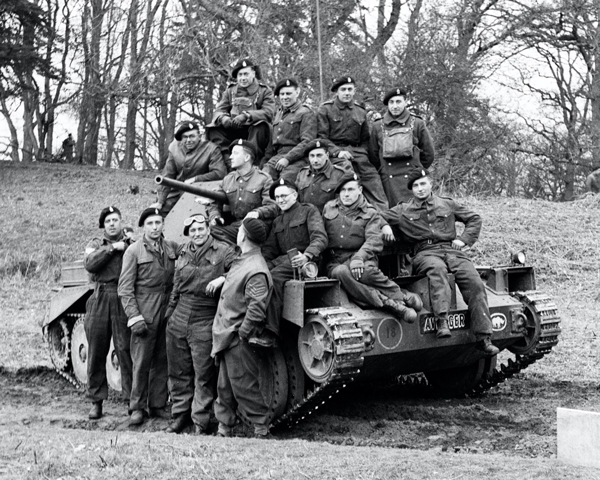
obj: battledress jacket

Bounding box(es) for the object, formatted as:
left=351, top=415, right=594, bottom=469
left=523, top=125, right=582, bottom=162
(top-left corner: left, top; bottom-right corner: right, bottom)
left=265, top=100, right=317, bottom=163
left=317, top=98, right=370, bottom=156
left=84, top=232, right=130, bottom=283
left=296, top=160, right=353, bottom=212
left=210, top=80, right=276, bottom=127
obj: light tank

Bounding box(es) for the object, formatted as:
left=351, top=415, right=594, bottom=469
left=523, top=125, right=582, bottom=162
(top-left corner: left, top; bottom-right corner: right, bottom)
left=42, top=176, right=561, bottom=427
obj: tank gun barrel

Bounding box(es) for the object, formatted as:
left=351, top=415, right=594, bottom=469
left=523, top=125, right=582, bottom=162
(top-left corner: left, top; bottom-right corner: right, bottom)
left=155, top=176, right=228, bottom=204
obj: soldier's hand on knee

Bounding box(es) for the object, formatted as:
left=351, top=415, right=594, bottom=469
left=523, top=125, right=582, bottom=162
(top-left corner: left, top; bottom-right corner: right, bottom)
left=338, top=150, right=353, bottom=161
left=452, top=239, right=466, bottom=250
left=244, top=211, right=259, bottom=219
left=131, top=321, right=149, bottom=337
left=381, top=225, right=395, bottom=243
left=232, top=114, right=247, bottom=127
left=275, top=158, right=290, bottom=171
left=351, top=267, right=363, bottom=280
left=221, top=116, right=233, bottom=128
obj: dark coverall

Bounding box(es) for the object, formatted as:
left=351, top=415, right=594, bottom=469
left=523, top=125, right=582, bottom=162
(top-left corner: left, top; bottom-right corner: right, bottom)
left=262, top=100, right=316, bottom=182
left=296, top=159, right=353, bottom=213
left=212, top=248, right=273, bottom=436
left=157, top=139, right=227, bottom=215
left=317, top=98, right=388, bottom=211
left=165, top=237, right=236, bottom=431
left=118, top=236, right=177, bottom=413
left=207, top=80, right=276, bottom=168
left=84, top=233, right=133, bottom=402
left=260, top=202, right=328, bottom=334
left=369, top=110, right=435, bottom=206
left=381, top=194, right=493, bottom=339
left=208, top=166, right=275, bottom=245
left=323, top=195, right=404, bottom=308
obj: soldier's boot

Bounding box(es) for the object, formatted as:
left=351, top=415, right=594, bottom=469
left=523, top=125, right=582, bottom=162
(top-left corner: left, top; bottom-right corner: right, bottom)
left=166, top=413, right=191, bottom=434
left=401, top=289, right=423, bottom=311
left=436, top=317, right=452, bottom=338
left=129, top=409, right=144, bottom=426
left=475, top=337, right=500, bottom=357
left=379, top=293, right=417, bottom=324
left=88, top=401, right=102, bottom=420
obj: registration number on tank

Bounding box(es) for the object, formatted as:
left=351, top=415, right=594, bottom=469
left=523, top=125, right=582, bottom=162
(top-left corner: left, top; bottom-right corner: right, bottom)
left=422, top=313, right=467, bottom=334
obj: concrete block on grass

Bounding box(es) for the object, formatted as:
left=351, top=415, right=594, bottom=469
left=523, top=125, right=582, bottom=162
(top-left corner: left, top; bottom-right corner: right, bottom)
left=557, top=407, right=600, bottom=469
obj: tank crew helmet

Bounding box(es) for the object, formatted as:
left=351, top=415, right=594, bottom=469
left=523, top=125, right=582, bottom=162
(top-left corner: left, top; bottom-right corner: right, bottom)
left=99, top=206, right=121, bottom=228
left=138, top=207, right=163, bottom=227
left=231, top=58, right=262, bottom=80
left=335, top=173, right=361, bottom=194
left=174, top=122, right=200, bottom=141
left=229, top=139, right=258, bottom=161
left=304, top=138, right=332, bottom=157
left=331, top=76, right=355, bottom=92
left=274, top=78, right=299, bottom=96
left=407, top=168, right=430, bottom=190
left=269, top=177, right=298, bottom=200
left=242, top=218, right=268, bottom=244
left=383, top=87, right=408, bottom=105
left=183, top=214, right=208, bottom=236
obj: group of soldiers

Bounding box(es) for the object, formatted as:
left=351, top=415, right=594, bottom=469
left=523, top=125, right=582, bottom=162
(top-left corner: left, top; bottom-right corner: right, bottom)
left=82, top=58, right=500, bottom=438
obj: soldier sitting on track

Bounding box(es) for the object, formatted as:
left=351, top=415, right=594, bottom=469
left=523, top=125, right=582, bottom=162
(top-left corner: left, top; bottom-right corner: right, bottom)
left=84, top=206, right=134, bottom=420
left=208, top=139, right=275, bottom=245
left=261, top=78, right=316, bottom=182
left=381, top=168, right=500, bottom=356
left=151, top=122, right=226, bottom=215
left=323, top=175, right=422, bottom=322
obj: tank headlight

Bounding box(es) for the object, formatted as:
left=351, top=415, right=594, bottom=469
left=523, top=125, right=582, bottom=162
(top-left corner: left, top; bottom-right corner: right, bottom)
left=511, top=251, right=526, bottom=265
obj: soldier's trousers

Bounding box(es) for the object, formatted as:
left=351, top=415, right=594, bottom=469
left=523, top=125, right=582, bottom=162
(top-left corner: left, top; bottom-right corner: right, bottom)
left=333, top=147, right=388, bottom=211
left=264, top=262, right=294, bottom=336
left=329, top=260, right=403, bottom=308
left=84, top=284, right=132, bottom=402
left=413, top=247, right=492, bottom=338
left=130, top=312, right=169, bottom=412
left=214, top=340, right=270, bottom=435
left=207, top=123, right=271, bottom=171
left=166, top=296, right=216, bottom=431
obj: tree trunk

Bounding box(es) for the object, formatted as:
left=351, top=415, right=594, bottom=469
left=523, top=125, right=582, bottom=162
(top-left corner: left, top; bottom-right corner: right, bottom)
left=0, top=98, right=21, bottom=162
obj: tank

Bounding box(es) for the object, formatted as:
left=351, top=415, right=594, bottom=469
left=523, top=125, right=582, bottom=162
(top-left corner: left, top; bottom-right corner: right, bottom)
left=42, top=176, right=562, bottom=426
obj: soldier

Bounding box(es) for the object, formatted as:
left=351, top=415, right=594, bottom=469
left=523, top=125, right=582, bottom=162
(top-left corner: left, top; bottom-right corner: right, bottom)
left=212, top=218, right=274, bottom=438
left=381, top=169, right=499, bottom=356
left=118, top=208, right=178, bottom=426
left=152, top=122, right=227, bottom=215
left=164, top=214, right=236, bottom=435
left=253, top=178, right=328, bottom=338
left=323, top=176, right=421, bottom=322
left=83, top=206, right=133, bottom=419
left=208, top=139, right=275, bottom=245
left=262, top=78, right=316, bottom=182
left=317, top=76, right=388, bottom=211
left=370, top=87, right=435, bottom=206
left=207, top=59, right=276, bottom=169
left=296, top=139, right=353, bottom=212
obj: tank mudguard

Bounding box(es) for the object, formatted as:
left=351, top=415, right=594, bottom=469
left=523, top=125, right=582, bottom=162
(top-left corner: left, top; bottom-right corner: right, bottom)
left=41, top=284, right=94, bottom=329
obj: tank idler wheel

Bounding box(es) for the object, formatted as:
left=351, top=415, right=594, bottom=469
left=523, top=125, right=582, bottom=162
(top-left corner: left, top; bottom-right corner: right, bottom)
left=298, top=316, right=335, bottom=383
left=70, top=317, right=88, bottom=386
left=47, top=318, right=71, bottom=371
left=508, top=301, right=540, bottom=356
left=106, top=337, right=122, bottom=392
left=425, top=355, right=497, bottom=398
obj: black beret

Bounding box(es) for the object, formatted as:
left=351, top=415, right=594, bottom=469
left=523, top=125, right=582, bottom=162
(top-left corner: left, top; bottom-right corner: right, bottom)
left=407, top=168, right=430, bottom=190
left=274, top=78, right=299, bottom=96
left=331, top=76, right=355, bottom=92
left=269, top=177, right=298, bottom=200
left=242, top=218, right=267, bottom=245
left=383, top=87, right=408, bottom=105
left=229, top=139, right=257, bottom=160
left=138, top=207, right=163, bottom=227
left=335, top=173, right=361, bottom=194
left=304, top=138, right=332, bottom=157
left=99, top=206, right=121, bottom=228
left=231, top=58, right=262, bottom=80
left=175, top=122, right=200, bottom=141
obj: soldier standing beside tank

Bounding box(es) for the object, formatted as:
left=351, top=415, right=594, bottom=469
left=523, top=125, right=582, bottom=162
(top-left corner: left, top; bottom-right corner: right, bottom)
left=317, top=76, right=388, bottom=211
left=211, top=218, right=274, bottom=438
left=323, top=176, right=422, bottom=322
left=296, top=139, right=353, bottom=212
left=152, top=122, right=227, bottom=215
left=118, top=208, right=178, bottom=426
left=206, top=59, right=276, bottom=170
left=208, top=139, right=275, bottom=245
left=261, top=78, right=316, bottom=182
left=164, top=214, right=236, bottom=435
left=84, top=206, right=133, bottom=420
left=381, top=169, right=500, bottom=356
left=370, top=87, right=435, bottom=206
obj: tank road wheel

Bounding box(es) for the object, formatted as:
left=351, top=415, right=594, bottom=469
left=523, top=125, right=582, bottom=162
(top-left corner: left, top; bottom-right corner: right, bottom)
left=106, top=338, right=122, bottom=392
left=298, top=316, right=335, bottom=383
left=47, top=318, right=71, bottom=371
left=425, top=355, right=497, bottom=398
left=70, top=317, right=88, bottom=386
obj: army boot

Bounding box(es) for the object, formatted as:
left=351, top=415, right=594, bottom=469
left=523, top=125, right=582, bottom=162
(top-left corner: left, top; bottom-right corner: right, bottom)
left=475, top=337, right=500, bottom=356
left=88, top=401, right=102, bottom=420
left=402, top=289, right=423, bottom=311
left=436, top=317, right=451, bottom=338
left=166, top=413, right=191, bottom=434
left=379, top=293, right=417, bottom=324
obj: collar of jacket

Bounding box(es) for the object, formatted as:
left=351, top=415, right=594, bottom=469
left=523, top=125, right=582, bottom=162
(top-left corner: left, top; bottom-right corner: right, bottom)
left=336, top=193, right=369, bottom=213
left=281, top=200, right=300, bottom=216
left=282, top=100, right=302, bottom=115
left=334, top=97, right=354, bottom=110
left=238, top=246, right=262, bottom=260
left=233, top=165, right=258, bottom=181
left=236, top=79, right=259, bottom=96
left=182, top=235, right=215, bottom=254
left=383, top=109, right=410, bottom=126
left=311, top=159, right=334, bottom=178
left=142, top=234, right=164, bottom=250
left=102, top=232, right=125, bottom=244
left=411, top=194, right=435, bottom=209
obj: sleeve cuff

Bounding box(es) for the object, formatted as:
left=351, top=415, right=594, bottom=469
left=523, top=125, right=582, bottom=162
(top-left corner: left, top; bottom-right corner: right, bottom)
left=127, top=315, right=145, bottom=328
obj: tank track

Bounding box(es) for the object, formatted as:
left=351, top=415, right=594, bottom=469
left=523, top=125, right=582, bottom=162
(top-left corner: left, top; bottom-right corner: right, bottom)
left=272, top=306, right=365, bottom=429
left=46, top=313, right=84, bottom=390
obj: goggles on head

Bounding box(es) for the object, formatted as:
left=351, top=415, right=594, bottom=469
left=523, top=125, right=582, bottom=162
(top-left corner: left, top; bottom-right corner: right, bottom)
left=184, top=214, right=207, bottom=226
